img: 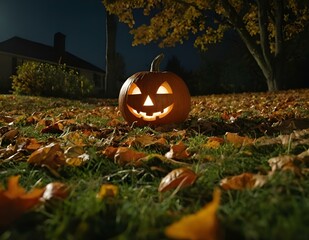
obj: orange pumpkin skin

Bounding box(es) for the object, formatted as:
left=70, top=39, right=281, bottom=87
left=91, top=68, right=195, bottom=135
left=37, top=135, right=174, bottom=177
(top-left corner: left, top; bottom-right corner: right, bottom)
left=119, top=70, right=191, bottom=126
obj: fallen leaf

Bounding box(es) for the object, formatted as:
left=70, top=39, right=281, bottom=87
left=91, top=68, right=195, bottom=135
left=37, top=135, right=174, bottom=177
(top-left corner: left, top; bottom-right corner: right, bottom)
left=102, top=146, right=118, bottom=159
left=220, top=173, right=267, bottom=190
left=114, top=147, right=146, bottom=166
left=165, top=141, right=190, bottom=160
left=225, top=132, right=254, bottom=147
left=0, top=176, right=45, bottom=228
left=204, top=137, right=225, bottom=149
left=126, top=135, right=169, bottom=151
left=64, top=146, right=89, bottom=166
left=41, top=122, right=64, bottom=134
left=27, top=142, right=65, bottom=170
left=136, top=153, right=191, bottom=168
left=61, top=131, right=87, bottom=146
left=158, top=167, right=197, bottom=192
left=41, top=182, right=69, bottom=202
left=107, top=118, right=122, bottom=127
left=268, top=154, right=306, bottom=175
left=24, top=138, right=43, bottom=151
left=165, top=188, right=221, bottom=240
left=0, top=129, right=19, bottom=145
left=96, top=184, right=119, bottom=200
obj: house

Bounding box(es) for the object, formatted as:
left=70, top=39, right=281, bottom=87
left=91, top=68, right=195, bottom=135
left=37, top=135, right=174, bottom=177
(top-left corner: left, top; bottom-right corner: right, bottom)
left=0, top=32, right=105, bottom=95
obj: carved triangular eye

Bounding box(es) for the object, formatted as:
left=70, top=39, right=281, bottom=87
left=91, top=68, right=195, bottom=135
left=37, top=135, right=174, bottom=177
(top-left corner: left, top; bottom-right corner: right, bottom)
left=156, top=81, right=173, bottom=94
left=129, top=83, right=142, bottom=95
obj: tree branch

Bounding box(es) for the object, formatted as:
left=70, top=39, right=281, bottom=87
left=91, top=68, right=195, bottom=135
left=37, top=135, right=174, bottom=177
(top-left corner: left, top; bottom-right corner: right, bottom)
left=220, top=0, right=268, bottom=73
left=257, top=0, right=273, bottom=70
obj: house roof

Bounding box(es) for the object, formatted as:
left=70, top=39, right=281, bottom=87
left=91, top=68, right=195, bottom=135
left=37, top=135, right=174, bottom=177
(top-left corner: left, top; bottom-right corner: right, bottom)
left=0, top=36, right=105, bottom=73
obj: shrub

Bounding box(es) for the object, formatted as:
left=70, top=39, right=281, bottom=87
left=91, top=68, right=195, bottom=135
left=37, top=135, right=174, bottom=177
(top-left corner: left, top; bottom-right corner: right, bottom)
left=11, top=61, right=94, bottom=98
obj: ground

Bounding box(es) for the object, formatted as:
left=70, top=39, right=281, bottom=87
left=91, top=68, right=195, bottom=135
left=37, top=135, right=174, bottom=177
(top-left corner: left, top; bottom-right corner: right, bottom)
left=0, top=89, right=309, bottom=239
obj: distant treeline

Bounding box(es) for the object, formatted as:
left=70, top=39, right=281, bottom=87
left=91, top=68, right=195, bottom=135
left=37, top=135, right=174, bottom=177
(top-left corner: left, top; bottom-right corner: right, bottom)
left=165, top=31, right=309, bottom=96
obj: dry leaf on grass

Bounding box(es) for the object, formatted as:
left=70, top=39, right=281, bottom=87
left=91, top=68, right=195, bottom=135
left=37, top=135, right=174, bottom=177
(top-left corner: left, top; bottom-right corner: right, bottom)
left=268, top=150, right=309, bottom=175
left=220, top=173, right=267, bottom=190
left=165, top=141, right=190, bottom=160
left=126, top=135, right=168, bottom=150
left=114, top=147, right=147, bottom=166
left=64, top=146, right=89, bottom=166
left=27, top=142, right=65, bottom=170
left=41, top=182, right=69, bottom=202
left=0, top=176, right=45, bottom=228
left=158, top=167, right=197, bottom=192
left=41, top=121, right=64, bottom=134
left=204, top=137, right=225, bottom=149
left=165, top=188, right=221, bottom=240
left=225, top=132, right=254, bottom=147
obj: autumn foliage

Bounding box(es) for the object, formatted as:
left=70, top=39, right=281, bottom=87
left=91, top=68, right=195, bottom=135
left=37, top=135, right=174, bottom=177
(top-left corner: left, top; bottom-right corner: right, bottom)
left=103, top=0, right=309, bottom=91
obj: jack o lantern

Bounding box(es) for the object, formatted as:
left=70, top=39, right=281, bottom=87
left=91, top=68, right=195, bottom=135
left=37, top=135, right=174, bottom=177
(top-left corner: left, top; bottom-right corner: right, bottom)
left=118, top=54, right=191, bottom=126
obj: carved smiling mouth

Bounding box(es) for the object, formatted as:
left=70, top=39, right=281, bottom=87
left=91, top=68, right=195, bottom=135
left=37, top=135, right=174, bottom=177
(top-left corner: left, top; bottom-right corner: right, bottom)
left=128, top=104, right=174, bottom=121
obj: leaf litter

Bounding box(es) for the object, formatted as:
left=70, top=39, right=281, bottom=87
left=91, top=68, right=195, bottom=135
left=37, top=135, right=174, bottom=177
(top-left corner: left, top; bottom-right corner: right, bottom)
left=0, top=89, right=308, bottom=238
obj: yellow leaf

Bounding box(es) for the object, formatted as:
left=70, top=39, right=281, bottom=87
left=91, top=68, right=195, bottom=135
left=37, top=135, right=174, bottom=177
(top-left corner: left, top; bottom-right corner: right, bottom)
left=204, top=137, right=225, bottom=149
left=165, top=188, right=221, bottom=240
left=96, top=184, right=119, bottom=200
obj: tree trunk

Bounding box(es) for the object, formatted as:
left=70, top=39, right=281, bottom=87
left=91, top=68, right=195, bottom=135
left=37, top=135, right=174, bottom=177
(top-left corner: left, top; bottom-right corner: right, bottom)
left=221, top=0, right=285, bottom=91
left=105, top=12, right=118, bottom=98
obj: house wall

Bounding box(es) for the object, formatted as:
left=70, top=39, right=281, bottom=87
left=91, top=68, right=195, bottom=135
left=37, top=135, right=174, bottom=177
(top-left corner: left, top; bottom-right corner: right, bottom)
left=0, top=52, right=13, bottom=93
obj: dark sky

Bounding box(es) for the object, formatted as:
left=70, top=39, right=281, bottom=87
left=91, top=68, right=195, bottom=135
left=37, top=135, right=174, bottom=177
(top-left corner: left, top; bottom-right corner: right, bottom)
left=0, top=0, right=202, bottom=75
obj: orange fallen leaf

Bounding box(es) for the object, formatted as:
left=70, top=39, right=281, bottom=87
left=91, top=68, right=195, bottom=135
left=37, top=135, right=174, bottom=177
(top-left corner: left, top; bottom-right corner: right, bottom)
left=220, top=173, right=267, bottom=190
left=27, top=142, right=65, bottom=170
left=165, top=141, right=190, bottom=160
left=41, top=182, right=69, bottom=202
left=165, top=188, right=221, bottom=240
left=41, top=122, right=64, bottom=134
left=114, top=147, right=147, bottom=166
left=158, top=167, right=197, bottom=192
left=24, top=138, right=43, bottom=151
left=126, top=135, right=168, bottom=150
left=225, top=132, right=254, bottom=147
left=0, top=176, right=45, bottom=228
left=103, top=146, right=118, bottom=159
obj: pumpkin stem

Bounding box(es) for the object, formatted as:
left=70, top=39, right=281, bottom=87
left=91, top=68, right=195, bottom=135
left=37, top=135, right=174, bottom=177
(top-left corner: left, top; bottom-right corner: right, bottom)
left=150, top=53, right=164, bottom=72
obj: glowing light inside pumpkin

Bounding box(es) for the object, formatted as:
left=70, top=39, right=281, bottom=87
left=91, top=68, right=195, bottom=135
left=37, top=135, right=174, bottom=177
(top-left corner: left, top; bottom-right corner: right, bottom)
left=126, top=81, right=174, bottom=121
left=128, top=104, right=174, bottom=121
left=157, top=81, right=173, bottom=94
left=143, top=96, right=154, bottom=106
left=129, top=83, right=142, bottom=95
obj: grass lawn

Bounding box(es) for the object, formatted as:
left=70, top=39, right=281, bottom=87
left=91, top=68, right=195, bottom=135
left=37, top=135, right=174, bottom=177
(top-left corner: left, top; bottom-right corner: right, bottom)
left=0, top=89, right=309, bottom=240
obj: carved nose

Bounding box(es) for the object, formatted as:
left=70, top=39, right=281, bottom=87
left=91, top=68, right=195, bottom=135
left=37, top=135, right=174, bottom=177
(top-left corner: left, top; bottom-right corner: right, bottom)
left=143, top=95, right=154, bottom=106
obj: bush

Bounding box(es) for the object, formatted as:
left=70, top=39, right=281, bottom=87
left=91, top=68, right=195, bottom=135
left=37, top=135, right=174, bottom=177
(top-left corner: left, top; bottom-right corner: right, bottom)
left=11, top=61, right=94, bottom=98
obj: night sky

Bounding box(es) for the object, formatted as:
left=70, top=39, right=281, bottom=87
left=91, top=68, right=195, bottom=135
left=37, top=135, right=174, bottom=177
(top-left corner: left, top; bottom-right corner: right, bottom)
left=0, top=0, right=202, bottom=76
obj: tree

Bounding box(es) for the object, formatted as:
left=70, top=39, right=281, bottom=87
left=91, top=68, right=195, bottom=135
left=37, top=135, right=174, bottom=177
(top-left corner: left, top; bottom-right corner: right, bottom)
left=103, top=0, right=308, bottom=91
left=105, top=12, right=118, bottom=98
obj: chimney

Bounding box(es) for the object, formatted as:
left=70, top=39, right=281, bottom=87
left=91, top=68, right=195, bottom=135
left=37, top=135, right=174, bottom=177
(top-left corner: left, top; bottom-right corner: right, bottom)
left=54, top=32, right=66, bottom=54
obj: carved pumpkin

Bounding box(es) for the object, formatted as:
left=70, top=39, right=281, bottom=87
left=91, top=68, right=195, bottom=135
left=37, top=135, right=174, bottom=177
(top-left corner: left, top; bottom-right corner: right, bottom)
left=118, top=54, right=191, bottom=126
